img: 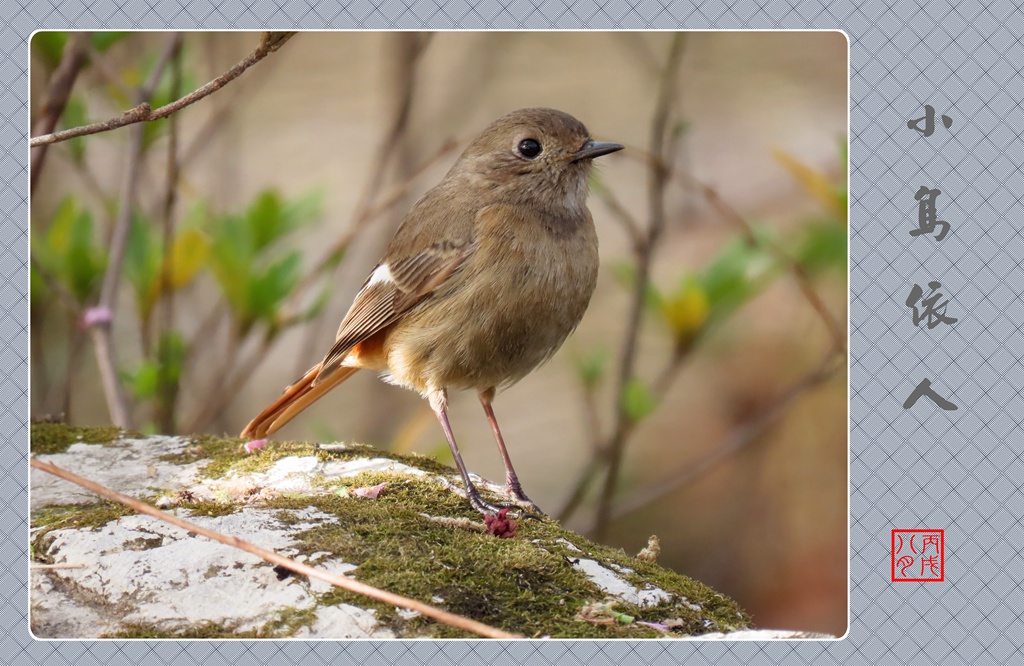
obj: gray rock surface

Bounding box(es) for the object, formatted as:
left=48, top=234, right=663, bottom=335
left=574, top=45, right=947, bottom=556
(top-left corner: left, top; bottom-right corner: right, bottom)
left=30, top=431, right=780, bottom=639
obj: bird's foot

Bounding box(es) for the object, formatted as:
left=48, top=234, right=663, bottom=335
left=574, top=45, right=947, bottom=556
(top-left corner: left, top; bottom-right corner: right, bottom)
left=502, top=480, right=545, bottom=517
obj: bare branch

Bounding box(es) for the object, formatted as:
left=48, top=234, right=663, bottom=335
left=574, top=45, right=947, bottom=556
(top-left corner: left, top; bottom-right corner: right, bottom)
left=87, top=121, right=144, bottom=429
left=620, top=148, right=848, bottom=355
left=30, top=32, right=296, bottom=148
left=30, top=457, right=519, bottom=639
left=700, top=181, right=846, bottom=355
left=593, top=34, right=687, bottom=540
left=30, top=32, right=90, bottom=193
left=154, top=44, right=185, bottom=433
left=591, top=176, right=644, bottom=251
left=86, top=34, right=184, bottom=429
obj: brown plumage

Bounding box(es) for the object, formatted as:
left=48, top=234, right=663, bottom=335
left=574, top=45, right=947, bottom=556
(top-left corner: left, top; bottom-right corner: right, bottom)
left=242, top=107, right=622, bottom=516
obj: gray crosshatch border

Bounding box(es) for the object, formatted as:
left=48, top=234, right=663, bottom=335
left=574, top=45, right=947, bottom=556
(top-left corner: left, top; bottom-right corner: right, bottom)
left=5, top=1, right=1024, bottom=664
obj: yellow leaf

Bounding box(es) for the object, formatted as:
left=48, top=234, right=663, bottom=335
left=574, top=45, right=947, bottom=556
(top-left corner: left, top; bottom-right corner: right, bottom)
left=773, top=148, right=842, bottom=215
left=166, top=229, right=210, bottom=288
left=661, top=278, right=709, bottom=344
left=144, top=229, right=210, bottom=310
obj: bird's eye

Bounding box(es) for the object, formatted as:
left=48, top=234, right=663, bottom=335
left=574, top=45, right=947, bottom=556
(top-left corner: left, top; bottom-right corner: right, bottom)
left=517, top=139, right=542, bottom=159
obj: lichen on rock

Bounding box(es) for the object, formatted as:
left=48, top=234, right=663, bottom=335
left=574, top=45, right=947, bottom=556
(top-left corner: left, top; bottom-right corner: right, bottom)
left=30, top=423, right=752, bottom=639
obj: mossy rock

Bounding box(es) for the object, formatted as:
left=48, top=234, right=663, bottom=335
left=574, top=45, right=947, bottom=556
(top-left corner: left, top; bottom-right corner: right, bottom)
left=30, top=423, right=751, bottom=639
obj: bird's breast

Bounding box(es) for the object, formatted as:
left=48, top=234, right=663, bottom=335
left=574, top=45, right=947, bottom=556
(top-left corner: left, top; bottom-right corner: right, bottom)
left=382, top=213, right=598, bottom=394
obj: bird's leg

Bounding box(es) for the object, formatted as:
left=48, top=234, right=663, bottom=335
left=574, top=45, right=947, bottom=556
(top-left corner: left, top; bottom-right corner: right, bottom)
left=428, top=389, right=505, bottom=516
left=479, top=388, right=543, bottom=514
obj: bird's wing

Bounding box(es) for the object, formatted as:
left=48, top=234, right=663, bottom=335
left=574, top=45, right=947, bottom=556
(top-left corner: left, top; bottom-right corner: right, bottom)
left=313, top=237, right=476, bottom=384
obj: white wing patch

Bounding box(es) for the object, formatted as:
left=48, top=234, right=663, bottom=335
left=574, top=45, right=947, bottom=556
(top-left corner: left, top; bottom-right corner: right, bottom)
left=366, top=263, right=395, bottom=287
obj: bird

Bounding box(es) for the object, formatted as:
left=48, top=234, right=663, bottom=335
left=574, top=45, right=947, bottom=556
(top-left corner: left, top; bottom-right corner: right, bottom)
left=241, top=107, right=622, bottom=517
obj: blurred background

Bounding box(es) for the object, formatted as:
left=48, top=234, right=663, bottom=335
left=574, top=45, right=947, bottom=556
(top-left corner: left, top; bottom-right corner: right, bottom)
left=30, top=31, right=848, bottom=635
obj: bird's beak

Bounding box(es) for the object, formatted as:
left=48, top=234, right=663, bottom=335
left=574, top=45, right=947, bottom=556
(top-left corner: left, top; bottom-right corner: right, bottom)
left=573, top=140, right=624, bottom=162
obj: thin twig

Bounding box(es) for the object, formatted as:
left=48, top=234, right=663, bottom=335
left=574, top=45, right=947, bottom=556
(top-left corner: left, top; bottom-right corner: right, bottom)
left=87, top=34, right=183, bottom=429
left=30, top=458, right=519, bottom=639
left=591, top=176, right=643, bottom=251
left=620, top=147, right=847, bottom=355
left=556, top=456, right=603, bottom=522
left=593, top=34, right=687, bottom=540
left=700, top=183, right=846, bottom=355
left=650, top=347, right=688, bottom=398
left=155, top=43, right=184, bottom=434
left=87, top=122, right=144, bottom=428
left=557, top=348, right=689, bottom=524
left=30, top=32, right=90, bottom=193
left=179, top=33, right=285, bottom=169
left=556, top=379, right=610, bottom=521
left=30, top=32, right=295, bottom=148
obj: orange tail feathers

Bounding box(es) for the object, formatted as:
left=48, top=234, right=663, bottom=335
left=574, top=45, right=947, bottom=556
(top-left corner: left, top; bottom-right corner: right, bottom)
left=241, top=364, right=360, bottom=439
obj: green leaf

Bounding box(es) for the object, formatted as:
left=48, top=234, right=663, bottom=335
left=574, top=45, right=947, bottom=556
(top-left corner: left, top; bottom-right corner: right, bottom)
left=671, top=119, right=690, bottom=138
left=30, top=263, right=49, bottom=308
left=246, top=189, right=321, bottom=253
left=124, top=361, right=160, bottom=400
left=612, top=611, right=635, bottom=624
left=205, top=191, right=322, bottom=330
left=622, top=379, right=657, bottom=422
left=209, top=213, right=254, bottom=315
left=283, top=190, right=324, bottom=230
left=63, top=207, right=106, bottom=303
left=90, top=32, right=130, bottom=53
left=575, top=348, right=609, bottom=389
left=156, top=330, right=187, bottom=388
left=124, top=212, right=162, bottom=321
left=793, top=220, right=847, bottom=275
left=32, top=32, right=68, bottom=69
left=39, top=197, right=77, bottom=255
left=247, top=190, right=287, bottom=252
left=699, top=230, right=777, bottom=320
left=247, top=251, right=302, bottom=323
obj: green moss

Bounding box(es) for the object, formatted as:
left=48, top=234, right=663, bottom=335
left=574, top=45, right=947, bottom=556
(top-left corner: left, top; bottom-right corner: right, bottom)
left=32, top=501, right=136, bottom=532
left=160, top=434, right=460, bottom=487
left=157, top=434, right=257, bottom=472
left=177, top=499, right=240, bottom=517
left=30, top=501, right=138, bottom=564
left=259, top=471, right=749, bottom=638
left=32, top=428, right=750, bottom=638
left=110, top=610, right=329, bottom=639
left=259, top=606, right=319, bottom=637
left=30, top=423, right=142, bottom=455
left=106, top=621, right=260, bottom=639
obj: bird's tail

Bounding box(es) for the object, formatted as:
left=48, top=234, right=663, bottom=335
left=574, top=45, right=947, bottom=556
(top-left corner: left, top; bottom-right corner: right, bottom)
left=240, top=364, right=360, bottom=439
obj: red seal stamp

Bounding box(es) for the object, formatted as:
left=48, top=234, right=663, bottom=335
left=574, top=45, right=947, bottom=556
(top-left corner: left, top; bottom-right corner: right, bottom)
left=892, top=529, right=944, bottom=582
